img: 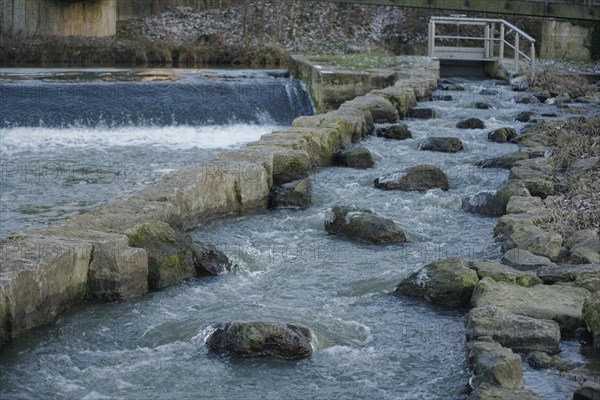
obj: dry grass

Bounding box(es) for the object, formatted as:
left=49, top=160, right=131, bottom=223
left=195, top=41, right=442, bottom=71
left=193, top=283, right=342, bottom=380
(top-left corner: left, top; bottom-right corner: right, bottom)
left=528, top=67, right=598, bottom=98
left=538, top=117, right=600, bottom=236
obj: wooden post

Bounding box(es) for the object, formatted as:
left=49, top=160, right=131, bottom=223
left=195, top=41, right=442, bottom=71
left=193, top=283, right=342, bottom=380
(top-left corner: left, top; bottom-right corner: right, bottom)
left=530, top=42, right=536, bottom=77
left=484, top=23, right=490, bottom=58
left=514, top=33, right=520, bottom=73
left=428, top=20, right=435, bottom=57
left=499, top=23, right=505, bottom=59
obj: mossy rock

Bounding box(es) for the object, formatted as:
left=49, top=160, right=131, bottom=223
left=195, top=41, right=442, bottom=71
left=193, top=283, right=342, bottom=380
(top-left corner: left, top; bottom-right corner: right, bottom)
left=126, top=222, right=194, bottom=290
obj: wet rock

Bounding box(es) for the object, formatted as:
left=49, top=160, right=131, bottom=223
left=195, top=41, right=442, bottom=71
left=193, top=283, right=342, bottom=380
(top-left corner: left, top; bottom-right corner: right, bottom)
left=324, top=206, right=406, bottom=244
left=477, top=152, right=530, bottom=169
left=574, top=382, right=600, bottom=400
left=192, top=242, right=234, bottom=276
left=419, top=137, right=464, bottom=153
left=374, top=165, right=449, bottom=191
left=515, top=95, right=539, bottom=104
left=584, top=291, right=600, bottom=349
left=479, top=89, right=499, bottom=96
left=467, top=306, right=560, bottom=354
left=440, top=83, right=465, bottom=91
left=207, top=321, right=313, bottom=359
left=467, top=340, right=523, bottom=389
left=515, top=111, right=534, bottom=123
left=471, top=261, right=541, bottom=287
left=540, top=112, right=558, bottom=118
left=333, top=146, right=374, bottom=168
left=435, top=95, right=453, bottom=101
left=526, top=351, right=571, bottom=371
left=488, top=127, right=517, bottom=143
left=535, top=90, right=551, bottom=103
left=471, top=277, right=590, bottom=335
left=501, top=249, right=557, bottom=271
left=409, top=108, right=435, bottom=119
left=457, top=118, right=486, bottom=129
left=396, top=258, right=479, bottom=308
left=467, top=385, right=541, bottom=400
left=269, top=178, right=312, bottom=209
left=462, top=191, right=504, bottom=216
left=475, top=102, right=491, bottom=110
left=375, top=124, right=412, bottom=140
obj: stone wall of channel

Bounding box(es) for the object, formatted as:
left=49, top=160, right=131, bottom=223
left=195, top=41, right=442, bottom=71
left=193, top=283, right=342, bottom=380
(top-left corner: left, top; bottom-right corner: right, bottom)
left=0, top=56, right=439, bottom=348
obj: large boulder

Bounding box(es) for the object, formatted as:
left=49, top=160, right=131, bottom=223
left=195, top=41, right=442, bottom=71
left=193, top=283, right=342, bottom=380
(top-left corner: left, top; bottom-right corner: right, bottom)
left=535, top=264, right=600, bottom=284
left=324, top=206, right=407, bottom=244
left=583, top=291, right=600, bottom=348
left=467, top=306, right=561, bottom=354
left=457, top=118, right=485, bottom=129
left=375, top=124, right=412, bottom=140
left=467, top=340, right=524, bottom=389
left=207, top=321, right=313, bottom=359
left=191, top=243, right=234, bottom=276
left=471, top=277, right=590, bottom=335
left=467, top=385, right=541, bottom=400
left=566, top=229, right=600, bottom=253
left=495, top=216, right=562, bottom=261
left=471, top=260, right=541, bottom=287
left=477, top=152, right=530, bottom=169
left=488, top=128, right=517, bottom=143
left=374, top=165, right=449, bottom=191
left=396, top=258, right=479, bottom=307
left=332, top=146, right=374, bottom=169
left=501, top=249, right=556, bottom=271
left=574, top=382, right=600, bottom=400
left=505, top=196, right=543, bottom=215
left=571, top=247, right=600, bottom=265
left=419, top=137, right=464, bottom=153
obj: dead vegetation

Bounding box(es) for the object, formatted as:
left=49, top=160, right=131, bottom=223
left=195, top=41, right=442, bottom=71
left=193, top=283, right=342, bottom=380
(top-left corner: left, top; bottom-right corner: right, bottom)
left=539, top=117, right=600, bottom=236
left=528, top=68, right=599, bottom=99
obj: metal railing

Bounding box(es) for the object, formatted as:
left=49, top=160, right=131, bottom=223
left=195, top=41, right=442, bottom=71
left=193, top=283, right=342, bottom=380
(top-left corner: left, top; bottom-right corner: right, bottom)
left=428, top=16, right=536, bottom=75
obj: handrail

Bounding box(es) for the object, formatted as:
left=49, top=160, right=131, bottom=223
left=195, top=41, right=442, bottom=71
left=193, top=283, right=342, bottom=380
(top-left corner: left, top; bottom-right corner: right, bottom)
left=428, top=16, right=536, bottom=76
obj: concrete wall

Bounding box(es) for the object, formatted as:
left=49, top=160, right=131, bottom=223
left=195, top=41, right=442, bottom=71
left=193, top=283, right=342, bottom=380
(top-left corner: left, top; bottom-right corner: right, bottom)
left=539, top=19, right=593, bottom=61
left=1, top=0, right=117, bottom=37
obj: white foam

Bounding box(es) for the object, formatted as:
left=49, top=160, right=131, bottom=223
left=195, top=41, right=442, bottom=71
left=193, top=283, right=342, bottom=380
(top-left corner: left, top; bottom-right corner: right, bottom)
left=0, top=124, right=281, bottom=154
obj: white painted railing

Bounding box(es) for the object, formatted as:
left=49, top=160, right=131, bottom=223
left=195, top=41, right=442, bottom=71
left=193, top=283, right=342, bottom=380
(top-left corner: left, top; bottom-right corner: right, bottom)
left=428, top=16, right=536, bottom=75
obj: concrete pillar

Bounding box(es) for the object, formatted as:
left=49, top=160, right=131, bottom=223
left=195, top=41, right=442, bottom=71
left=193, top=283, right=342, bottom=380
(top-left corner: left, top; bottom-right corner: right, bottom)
left=1, top=0, right=117, bottom=37
left=539, top=19, right=592, bottom=61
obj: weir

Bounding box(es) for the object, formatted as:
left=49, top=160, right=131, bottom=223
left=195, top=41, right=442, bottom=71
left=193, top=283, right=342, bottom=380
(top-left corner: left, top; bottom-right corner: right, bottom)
left=0, top=59, right=438, bottom=348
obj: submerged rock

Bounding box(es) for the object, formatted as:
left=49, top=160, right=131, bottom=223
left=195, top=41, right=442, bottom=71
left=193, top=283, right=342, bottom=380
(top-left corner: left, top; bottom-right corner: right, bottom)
left=374, top=165, right=449, bottom=191
left=440, top=83, right=465, bottom=91
left=269, top=178, right=312, bottom=209
left=467, top=340, right=524, bottom=389
left=375, top=124, right=412, bottom=140
left=457, top=118, right=485, bottom=129
left=208, top=321, right=313, bottom=359
left=488, top=127, right=517, bottom=143
left=475, top=102, right=491, bottom=110
left=515, top=111, right=534, bottom=123
left=396, top=258, right=479, bottom=307
left=419, top=137, right=464, bottom=153
left=467, top=306, right=560, bottom=354
left=333, top=146, right=374, bottom=168
left=324, top=206, right=406, bottom=244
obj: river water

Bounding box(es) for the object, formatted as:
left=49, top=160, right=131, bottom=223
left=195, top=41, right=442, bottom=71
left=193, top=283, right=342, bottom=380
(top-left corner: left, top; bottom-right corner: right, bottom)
left=0, top=71, right=596, bottom=399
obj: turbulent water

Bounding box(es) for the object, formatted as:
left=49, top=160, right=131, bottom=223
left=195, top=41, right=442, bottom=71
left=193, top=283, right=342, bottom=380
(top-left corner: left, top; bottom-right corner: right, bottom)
left=0, top=68, right=313, bottom=238
left=0, top=73, right=596, bottom=399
